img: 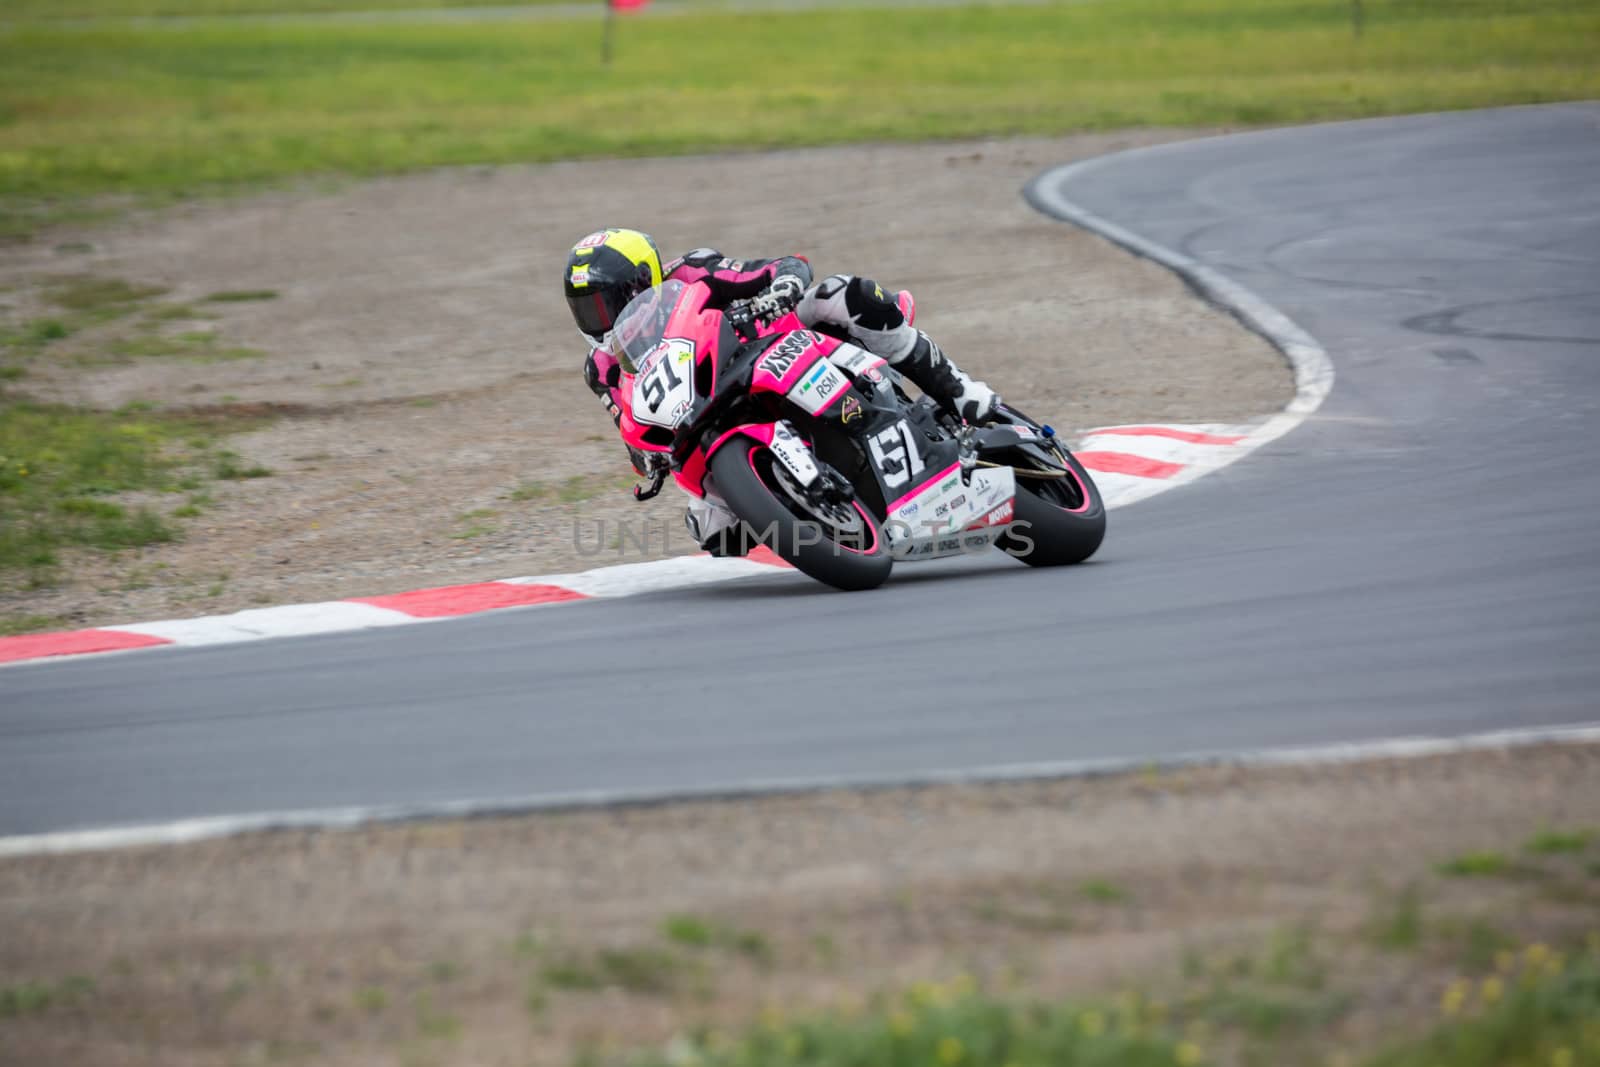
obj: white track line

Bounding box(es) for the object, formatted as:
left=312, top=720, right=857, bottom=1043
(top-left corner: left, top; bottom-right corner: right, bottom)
left=3, top=722, right=1595, bottom=858
left=1025, top=152, right=1336, bottom=475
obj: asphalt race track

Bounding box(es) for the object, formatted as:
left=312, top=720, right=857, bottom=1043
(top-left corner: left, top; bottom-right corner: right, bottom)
left=3, top=105, right=1597, bottom=840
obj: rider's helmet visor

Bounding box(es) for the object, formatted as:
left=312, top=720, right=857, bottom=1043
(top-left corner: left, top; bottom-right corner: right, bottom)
left=567, top=287, right=631, bottom=343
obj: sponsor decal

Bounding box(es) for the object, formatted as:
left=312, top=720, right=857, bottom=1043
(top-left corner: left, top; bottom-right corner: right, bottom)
left=939, top=475, right=961, bottom=493
left=799, top=363, right=841, bottom=402
left=717, top=258, right=747, bottom=272
left=575, top=231, right=610, bottom=249
left=758, top=331, right=818, bottom=379
left=769, top=421, right=819, bottom=486
left=841, top=395, right=862, bottom=424
left=970, top=500, right=1015, bottom=528
left=568, top=265, right=590, bottom=287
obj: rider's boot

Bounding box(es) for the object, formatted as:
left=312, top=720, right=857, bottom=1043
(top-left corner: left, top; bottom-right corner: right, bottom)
left=685, top=493, right=752, bottom=558
left=893, top=332, right=999, bottom=425
left=798, top=274, right=999, bottom=423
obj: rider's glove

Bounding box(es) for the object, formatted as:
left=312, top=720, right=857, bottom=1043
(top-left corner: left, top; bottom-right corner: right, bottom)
left=749, top=274, right=806, bottom=322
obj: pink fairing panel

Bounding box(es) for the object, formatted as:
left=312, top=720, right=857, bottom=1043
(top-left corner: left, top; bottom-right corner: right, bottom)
left=707, top=422, right=778, bottom=458
left=675, top=449, right=709, bottom=497
left=749, top=330, right=842, bottom=395
left=683, top=422, right=778, bottom=500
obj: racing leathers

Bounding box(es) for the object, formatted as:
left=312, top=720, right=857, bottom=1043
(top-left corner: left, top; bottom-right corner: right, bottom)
left=581, top=248, right=999, bottom=554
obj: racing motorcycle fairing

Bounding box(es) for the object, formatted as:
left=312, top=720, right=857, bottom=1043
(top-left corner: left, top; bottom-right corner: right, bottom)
left=608, top=277, right=1050, bottom=563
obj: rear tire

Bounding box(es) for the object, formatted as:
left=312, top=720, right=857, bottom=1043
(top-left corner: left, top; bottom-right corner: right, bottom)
left=710, top=438, right=893, bottom=591
left=996, top=448, right=1106, bottom=566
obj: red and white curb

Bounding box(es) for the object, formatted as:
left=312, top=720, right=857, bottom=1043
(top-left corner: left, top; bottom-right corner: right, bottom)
left=0, top=550, right=795, bottom=668
left=0, top=421, right=1282, bottom=670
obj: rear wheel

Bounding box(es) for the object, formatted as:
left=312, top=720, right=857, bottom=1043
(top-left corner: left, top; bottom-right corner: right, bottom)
left=709, top=438, right=893, bottom=591
left=995, top=446, right=1106, bottom=566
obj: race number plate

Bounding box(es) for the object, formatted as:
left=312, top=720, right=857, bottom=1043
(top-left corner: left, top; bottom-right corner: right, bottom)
left=631, top=338, right=697, bottom=429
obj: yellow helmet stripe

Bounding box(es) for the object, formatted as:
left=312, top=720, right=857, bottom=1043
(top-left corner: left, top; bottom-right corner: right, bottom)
left=602, top=229, right=662, bottom=287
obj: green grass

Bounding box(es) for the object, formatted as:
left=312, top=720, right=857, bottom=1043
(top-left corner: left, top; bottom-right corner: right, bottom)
left=106, top=329, right=264, bottom=363
left=204, top=288, right=278, bottom=302
left=0, top=976, right=95, bottom=1018
left=1, top=274, right=260, bottom=367
left=662, top=914, right=775, bottom=964
left=618, top=979, right=1207, bottom=1067
left=1434, top=918, right=1516, bottom=974
left=1525, top=829, right=1594, bottom=855
left=3, top=0, right=582, bottom=17
left=606, top=945, right=1600, bottom=1067
left=1363, top=952, right=1600, bottom=1067
left=0, top=401, right=183, bottom=581
left=1437, top=851, right=1516, bottom=878
left=0, top=398, right=270, bottom=586
left=413, top=992, right=462, bottom=1039
left=0, top=277, right=171, bottom=349
left=541, top=945, right=697, bottom=995
left=1079, top=878, right=1129, bottom=904
left=47, top=274, right=167, bottom=314
left=213, top=449, right=273, bottom=478
left=0, top=611, right=67, bottom=635
left=354, top=985, right=387, bottom=1013
left=1368, top=885, right=1426, bottom=951
left=1, top=0, right=1596, bottom=233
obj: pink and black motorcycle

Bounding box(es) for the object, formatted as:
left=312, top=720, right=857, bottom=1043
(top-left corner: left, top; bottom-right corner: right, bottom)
left=613, top=278, right=1104, bottom=591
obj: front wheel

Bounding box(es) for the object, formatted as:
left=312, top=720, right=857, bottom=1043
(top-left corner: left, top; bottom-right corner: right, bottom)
left=709, top=438, right=893, bottom=591
left=995, top=447, right=1106, bottom=566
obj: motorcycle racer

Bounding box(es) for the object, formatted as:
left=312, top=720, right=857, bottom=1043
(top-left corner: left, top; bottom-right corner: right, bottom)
left=563, top=227, right=1000, bottom=554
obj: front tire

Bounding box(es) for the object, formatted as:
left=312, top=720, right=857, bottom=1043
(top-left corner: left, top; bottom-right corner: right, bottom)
left=709, top=438, right=893, bottom=591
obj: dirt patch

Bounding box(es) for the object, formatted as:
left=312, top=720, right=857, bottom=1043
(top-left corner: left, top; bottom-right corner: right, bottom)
left=0, top=129, right=1291, bottom=630
left=1, top=743, right=1596, bottom=1066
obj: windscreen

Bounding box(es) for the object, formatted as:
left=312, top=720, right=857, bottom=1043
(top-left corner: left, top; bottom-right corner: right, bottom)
left=611, top=279, right=688, bottom=375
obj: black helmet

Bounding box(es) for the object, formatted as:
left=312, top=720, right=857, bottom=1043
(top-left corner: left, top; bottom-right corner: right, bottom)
left=563, top=228, right=664, bottom=342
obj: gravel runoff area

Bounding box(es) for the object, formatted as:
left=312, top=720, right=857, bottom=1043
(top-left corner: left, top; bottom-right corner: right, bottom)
left=0, top=129, right=1291, bottom=631
left=1, top=742, right=1596, bottom=1066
